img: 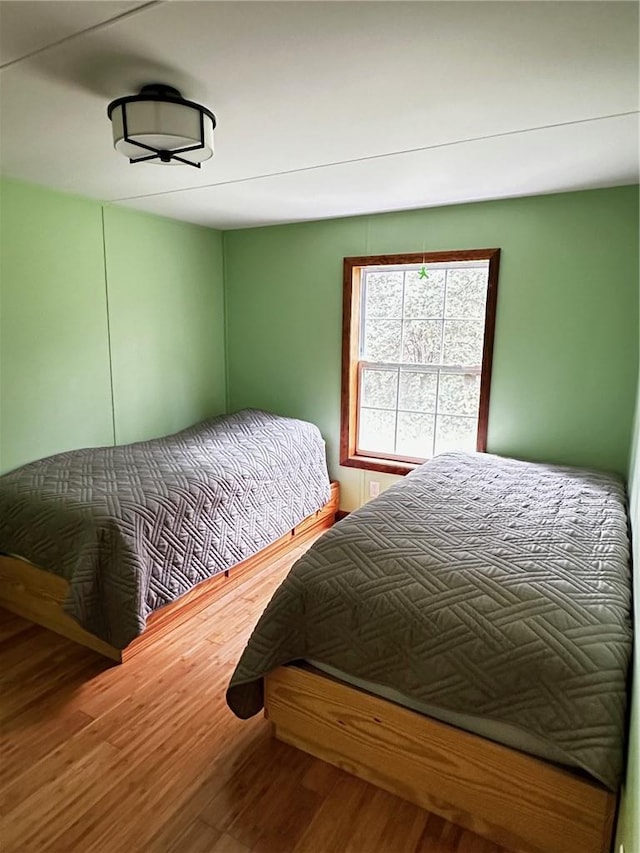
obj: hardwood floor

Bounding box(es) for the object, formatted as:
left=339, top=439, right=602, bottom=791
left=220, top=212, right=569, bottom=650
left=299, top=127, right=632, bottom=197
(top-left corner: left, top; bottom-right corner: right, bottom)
left=0, top=537, right=512, bottom=853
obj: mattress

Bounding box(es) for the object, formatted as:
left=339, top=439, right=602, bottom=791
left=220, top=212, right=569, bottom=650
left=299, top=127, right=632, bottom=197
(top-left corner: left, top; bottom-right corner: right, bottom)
left=0, top=409, right=331, bottom=649
left=227, top=451, right=632, bottom=790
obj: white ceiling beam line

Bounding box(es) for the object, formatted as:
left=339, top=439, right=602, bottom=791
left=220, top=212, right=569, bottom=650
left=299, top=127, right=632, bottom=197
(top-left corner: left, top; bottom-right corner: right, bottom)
left=0, top=1, right=165, bottom=71
left=110, top=110, right=640, bottom=203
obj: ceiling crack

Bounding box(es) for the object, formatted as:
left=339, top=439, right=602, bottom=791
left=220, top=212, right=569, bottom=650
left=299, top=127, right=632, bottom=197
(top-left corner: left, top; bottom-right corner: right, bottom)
left=0, top=1, right=165, bottom=71
left=109, top=110, right=639, bottom=204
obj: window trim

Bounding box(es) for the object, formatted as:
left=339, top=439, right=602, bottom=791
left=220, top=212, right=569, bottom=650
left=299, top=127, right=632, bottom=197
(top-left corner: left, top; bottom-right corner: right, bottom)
left=340, top=249, right=501, bottom=475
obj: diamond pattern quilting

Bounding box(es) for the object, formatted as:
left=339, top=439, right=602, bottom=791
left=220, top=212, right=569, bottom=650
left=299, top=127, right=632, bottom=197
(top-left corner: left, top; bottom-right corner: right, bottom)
left=0, top=410, right=331, bottom=649
left=227, top=451, right=631, bottom=791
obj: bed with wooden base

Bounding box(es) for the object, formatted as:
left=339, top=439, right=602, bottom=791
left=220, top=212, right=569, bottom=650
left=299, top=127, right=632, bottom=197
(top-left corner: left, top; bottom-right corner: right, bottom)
left=228, top=453, right=631, bottom=853
left=0, top=410, right=339, bottom=659
left=0, top=481, right=339, bottom=663
left=265, top=664, right=616, bottom=853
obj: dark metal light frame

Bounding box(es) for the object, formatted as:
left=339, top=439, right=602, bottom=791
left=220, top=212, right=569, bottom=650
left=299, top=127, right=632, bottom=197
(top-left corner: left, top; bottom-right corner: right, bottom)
left=107, top=84, right=217, bottom=168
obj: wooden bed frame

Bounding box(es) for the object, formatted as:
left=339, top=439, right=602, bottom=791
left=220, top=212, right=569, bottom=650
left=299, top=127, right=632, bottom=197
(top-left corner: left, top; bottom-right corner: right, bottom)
left=265, top=664, right=617, bottom=853
left=0, top=482, right=339, bottom=663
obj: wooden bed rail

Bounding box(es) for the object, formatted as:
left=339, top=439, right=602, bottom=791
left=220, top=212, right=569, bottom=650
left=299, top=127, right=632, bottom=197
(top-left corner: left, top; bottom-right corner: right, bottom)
left=265, top=664, right=617, bottom=853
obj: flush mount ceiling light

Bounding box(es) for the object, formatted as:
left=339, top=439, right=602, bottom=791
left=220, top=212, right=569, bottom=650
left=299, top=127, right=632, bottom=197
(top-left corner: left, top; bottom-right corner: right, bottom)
left=107, top=83, right=216, bottom=168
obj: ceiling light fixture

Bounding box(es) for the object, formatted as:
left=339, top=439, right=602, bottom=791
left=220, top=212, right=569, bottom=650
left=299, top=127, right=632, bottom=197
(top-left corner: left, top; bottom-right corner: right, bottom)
left=107, top=83, right=216, bottom=168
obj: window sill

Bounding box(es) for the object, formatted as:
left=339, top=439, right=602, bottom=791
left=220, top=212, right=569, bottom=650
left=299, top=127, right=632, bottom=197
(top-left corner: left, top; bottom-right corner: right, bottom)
left=340, top=454, right=420, bottom=476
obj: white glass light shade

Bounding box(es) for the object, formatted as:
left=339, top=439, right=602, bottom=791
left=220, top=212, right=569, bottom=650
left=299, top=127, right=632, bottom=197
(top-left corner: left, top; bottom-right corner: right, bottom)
left=110, top=99, right=214, bottom=165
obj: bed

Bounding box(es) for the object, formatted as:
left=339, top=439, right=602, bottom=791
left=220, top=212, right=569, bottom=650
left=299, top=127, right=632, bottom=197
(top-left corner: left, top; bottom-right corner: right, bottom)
left=227, top=451, right=633, bottom=853
left=0, top=409, right=338, bottom=661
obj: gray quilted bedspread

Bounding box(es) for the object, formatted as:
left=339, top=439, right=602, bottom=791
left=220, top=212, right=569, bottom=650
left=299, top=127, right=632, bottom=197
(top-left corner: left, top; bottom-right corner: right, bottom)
left=0, top=410, right=330, bottom=649
left=227, top=452, right=632, bottom=790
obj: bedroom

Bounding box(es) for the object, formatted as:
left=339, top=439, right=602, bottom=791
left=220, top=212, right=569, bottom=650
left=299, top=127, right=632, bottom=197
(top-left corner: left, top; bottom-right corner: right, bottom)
left=0, top=2, right=638, bottom=852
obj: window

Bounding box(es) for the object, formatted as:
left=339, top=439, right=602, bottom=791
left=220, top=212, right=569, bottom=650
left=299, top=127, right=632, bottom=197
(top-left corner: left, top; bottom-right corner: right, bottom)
left=341, top=249, right=500, bottom=475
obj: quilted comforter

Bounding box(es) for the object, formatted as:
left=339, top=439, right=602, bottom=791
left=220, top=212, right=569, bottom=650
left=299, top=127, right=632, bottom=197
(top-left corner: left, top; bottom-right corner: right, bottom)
left=0, top=409, right=330, bottom=649
left=227, top=452, right=632, bottom=790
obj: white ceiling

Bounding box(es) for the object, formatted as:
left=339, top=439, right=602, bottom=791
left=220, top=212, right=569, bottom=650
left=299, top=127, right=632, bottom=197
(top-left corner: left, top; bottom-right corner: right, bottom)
left=0, top=1, right=146, bottom=66
left=1, top=1, right=638, bottom=229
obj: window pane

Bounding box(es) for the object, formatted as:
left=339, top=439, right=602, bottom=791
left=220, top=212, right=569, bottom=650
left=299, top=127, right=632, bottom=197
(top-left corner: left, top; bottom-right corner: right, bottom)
left=398, top=370, right=437, bottom=412
left=363, top=319, right=402, bottom=362
left=358, top=407, right=396, bottom=454
left=401, top=320, right=442, bottom=364
left=396, top=412, right=435, bottom=458
left=444, top=268, right=488, bottom=319
left=365, top=272, right=404, bottom=318
left=361, top=368, right=398, bottom=409
left=442, top=320, right=484, bottom=366
left=434, top=414, right=477, bottom=454
left=438, top=373, right=481, bottom=416
left=404, top=270, right=445, bottom=318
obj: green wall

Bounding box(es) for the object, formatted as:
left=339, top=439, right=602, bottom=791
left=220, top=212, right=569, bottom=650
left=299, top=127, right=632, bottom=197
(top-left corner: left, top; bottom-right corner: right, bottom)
left=103, top=207, right=225, bottom=445
left=0, top=180, right=114, bottom=472
left=0, top=179, right=226, bottom=473
left=224, top=186, right=639, bottom=510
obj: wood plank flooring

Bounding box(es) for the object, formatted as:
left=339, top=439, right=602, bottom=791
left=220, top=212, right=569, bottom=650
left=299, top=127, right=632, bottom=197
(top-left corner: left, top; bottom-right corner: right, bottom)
left=0, top=537, right=512, bottom=853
